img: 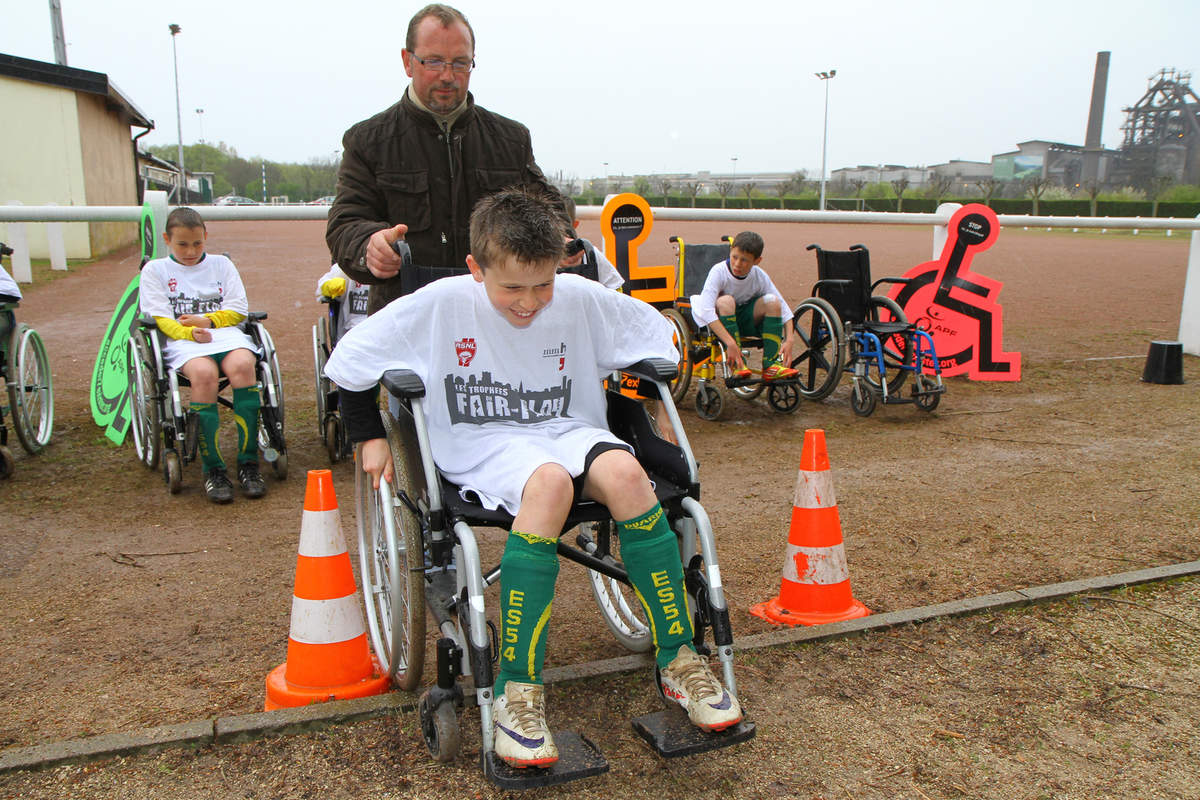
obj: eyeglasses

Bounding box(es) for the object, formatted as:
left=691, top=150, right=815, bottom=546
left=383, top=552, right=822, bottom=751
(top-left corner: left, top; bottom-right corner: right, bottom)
left=412, top=56, right=475, bottom=74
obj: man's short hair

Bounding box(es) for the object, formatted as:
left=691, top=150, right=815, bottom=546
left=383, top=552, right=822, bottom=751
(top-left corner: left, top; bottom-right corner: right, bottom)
left=406, top=4, right=475, bottom=52
left=470, top=189, right=565, bottom=270
left=166, top=207, right=206, bottom=234
left=731, top=231, right=764, bottom=258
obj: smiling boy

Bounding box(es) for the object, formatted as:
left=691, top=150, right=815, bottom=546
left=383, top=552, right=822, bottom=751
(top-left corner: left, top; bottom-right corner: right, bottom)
left=325, top=189, right=743, bottom=769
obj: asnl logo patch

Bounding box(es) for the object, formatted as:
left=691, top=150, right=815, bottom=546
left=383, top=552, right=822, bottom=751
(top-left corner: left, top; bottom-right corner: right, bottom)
left=455, top=337, right=477, bottom=367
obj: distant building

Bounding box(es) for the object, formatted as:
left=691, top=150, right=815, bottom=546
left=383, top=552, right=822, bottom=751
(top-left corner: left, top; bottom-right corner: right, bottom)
left=0, top=52, right=153, bottom=258
left=830, top=164, right=932, bottom=187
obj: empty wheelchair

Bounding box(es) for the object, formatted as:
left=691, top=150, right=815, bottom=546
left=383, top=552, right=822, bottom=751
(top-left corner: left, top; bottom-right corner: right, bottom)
left=0, top=244, right=54, bottom=478
left=791, top=243, right=945, bottom=416
left=355, top=358, right=754, bottom=789
left=126, top=311, right=288, bottom=492
left=659, top=236, right=801, bottom=421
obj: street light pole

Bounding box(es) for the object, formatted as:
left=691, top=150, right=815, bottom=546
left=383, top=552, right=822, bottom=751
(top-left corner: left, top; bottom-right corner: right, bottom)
left=195, top=108, right=204, bottom=143
left=169, top=24, right=186, bottom=202
left=816, top=69, right=836, bottom=211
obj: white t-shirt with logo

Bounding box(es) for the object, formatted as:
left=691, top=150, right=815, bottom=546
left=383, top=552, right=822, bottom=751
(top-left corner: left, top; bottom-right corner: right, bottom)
left=139, top=253, right=259, bottom=369
left=690, top=260, right=791, bottom=328
left=325, top=273, right=677, bottom=514
left=316, top=263, right=369, bottom=339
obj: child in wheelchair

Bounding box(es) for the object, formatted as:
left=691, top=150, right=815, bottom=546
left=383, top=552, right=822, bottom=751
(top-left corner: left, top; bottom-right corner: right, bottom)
left=326, top=189, right=743, bottom=769
left=138, top=207, right=266, bottom=504
left=691, top=230, right=798, bottom=381
left=316, top=262, right=368, bottom=339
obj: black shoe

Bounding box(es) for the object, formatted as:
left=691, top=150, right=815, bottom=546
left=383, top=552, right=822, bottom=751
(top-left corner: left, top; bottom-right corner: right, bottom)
left=237, top=461, right=267, bottom=499
left=204, top=467, right=235, bottom=504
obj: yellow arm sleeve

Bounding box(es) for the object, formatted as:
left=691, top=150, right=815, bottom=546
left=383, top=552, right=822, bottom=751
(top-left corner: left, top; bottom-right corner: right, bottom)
left=320, top=277, right=347, bottom=298
left=154, top=316, right=199, bottom=341
left=206, top=309, right=246, bottom=328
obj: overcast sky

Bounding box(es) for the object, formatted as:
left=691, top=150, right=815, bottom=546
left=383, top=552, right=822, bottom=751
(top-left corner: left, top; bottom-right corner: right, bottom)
left=4, top=0, right=1197, bottom=181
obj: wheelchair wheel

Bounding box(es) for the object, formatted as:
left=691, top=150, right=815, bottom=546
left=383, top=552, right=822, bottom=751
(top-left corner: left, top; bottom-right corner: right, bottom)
left=355, top=410, right=427, bottom=690
left=7, top=324, right=53, bottom=454
left=0, top=445, right=13, bottom=479
left=767, top=383, right=801, bottom=414
left=312, top=321, right=328, bottom=437
left=661, top=308, right=693, bottom=403
left=789, top=298, right=844, bottom=401
left=163, top=449, right=183, bottom=493
left=694, top=383, right=723, bottom=421
left=127, top=336, right=161, bottom=470
left=256, top=326, right=287, bottom=478
left=586, top=523, right=653, bottom=653
left=324, top=415, right=343, bottom=464
left=866, top=296, right=910, bottom=398
left=420, top=689, right=461, bottom=763
left=914, top=375, right=941, bottom=412
left=850, top=382, right=877, bottom=417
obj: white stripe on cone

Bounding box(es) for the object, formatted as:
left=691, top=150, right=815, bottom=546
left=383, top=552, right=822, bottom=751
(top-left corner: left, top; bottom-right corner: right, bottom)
left=297, top=508, right=347, bottom=558
left=793, top=469, right=837, bottom=509
left=781, top=542, right=850, bottom=585
left=288, top=594, right=366, bottom=644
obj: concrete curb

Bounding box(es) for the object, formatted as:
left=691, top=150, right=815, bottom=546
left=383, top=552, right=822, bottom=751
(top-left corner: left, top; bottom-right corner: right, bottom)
left=3, top=561, right=1197, bottom=775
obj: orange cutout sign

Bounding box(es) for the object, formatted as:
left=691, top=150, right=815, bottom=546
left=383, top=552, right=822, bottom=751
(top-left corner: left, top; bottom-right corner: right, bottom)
left=600, top=193, right=675, bottom=308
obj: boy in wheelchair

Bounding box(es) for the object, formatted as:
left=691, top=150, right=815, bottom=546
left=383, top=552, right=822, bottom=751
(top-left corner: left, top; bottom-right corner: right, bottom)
left=691, top=231, right=798, bottom=381
left=316, top=262, right=368, bottom=339
left=138, top=207, right=267, bottom=503
left=326, top=189, right=743, bottom=769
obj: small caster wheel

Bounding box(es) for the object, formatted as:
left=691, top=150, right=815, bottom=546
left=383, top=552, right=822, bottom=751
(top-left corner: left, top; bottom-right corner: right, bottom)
left=419, top=689, right=461, bottom=763
left=767, top=383, right=800, bottom=413
left=694, top=384, right=723, bottom=421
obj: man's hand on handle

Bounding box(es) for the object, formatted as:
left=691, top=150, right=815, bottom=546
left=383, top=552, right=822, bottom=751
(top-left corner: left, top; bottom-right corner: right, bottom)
left=365, top=224, right=409, bottom=279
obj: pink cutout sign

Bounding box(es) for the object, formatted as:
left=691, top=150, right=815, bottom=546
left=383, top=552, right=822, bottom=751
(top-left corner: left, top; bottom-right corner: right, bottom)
left=889, top=204, right=1021, bottom=381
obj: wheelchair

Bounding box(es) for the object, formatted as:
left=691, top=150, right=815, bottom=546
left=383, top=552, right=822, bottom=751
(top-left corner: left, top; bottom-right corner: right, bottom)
left=355, top=358, right=755, bottom=789
left=790, top=243, right=945, bottom=416
left=0, top=244, right=54, bottom=478
left=659, top=236, right=801, bottom=421
left=313, top=297, right=351, bottom=463
left=126, top=311, right=288, bottom=493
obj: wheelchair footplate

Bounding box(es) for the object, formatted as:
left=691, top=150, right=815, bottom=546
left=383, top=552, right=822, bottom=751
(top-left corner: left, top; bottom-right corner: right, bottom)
left=484, top=732, right=609, bottom=789
left=632, top=706, right=756, bottom=758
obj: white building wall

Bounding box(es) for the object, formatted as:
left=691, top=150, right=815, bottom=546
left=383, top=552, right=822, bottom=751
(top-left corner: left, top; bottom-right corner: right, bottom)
left=0, top=76, right=91, bottom=258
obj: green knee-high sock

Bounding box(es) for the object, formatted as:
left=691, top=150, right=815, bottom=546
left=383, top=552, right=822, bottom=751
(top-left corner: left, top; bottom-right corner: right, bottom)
left=495, top=531, right=560, bottom=696
left=762, top=315, right=783, bottom=366
left=618, top=504, right=694, bottom=669
left=232, top=386, right=261, bottom=465
left=718, top=313, right=741, bottom=348
left=193, top=402, right=223, bottom=472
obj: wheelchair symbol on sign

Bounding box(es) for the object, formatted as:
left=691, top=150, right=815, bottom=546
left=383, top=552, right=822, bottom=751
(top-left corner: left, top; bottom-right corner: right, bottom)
left=889, top=203, right=1021, bottom=381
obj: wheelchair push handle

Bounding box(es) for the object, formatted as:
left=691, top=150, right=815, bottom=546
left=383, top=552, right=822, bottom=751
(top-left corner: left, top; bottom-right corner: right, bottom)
left=0, top=242, right=12, bottom=258
left=388, top=239, right=415, bottom=270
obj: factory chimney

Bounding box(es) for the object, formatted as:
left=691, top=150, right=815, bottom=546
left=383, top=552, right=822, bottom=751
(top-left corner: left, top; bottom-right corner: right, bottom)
left=1082, top=51, right=1110, bottom=183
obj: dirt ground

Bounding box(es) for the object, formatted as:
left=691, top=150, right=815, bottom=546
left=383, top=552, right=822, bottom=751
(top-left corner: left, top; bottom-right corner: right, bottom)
left=0, top=217, right=1197, bottom=798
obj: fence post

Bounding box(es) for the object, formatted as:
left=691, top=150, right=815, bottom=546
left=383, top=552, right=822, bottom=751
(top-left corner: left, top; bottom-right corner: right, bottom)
left=932, top=202, right=962, bottom=259
left=6, top=202, right=32, bottom=284
left=46, top=202, right=67, bottom=271
left=1179, top=213, right=1200, bottom=356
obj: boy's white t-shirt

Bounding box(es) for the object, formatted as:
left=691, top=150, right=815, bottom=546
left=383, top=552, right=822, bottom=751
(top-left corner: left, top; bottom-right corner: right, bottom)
left=139, top=253, right=259, bottom=370
left=689, top=260, right=791, bottom=328
left=325, top=273, right=677, bottom=514
left=315, top=263, right=368, bottom=338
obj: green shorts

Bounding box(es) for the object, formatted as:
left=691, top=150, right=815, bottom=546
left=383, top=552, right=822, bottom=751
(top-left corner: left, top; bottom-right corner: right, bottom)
left=733, top=297, right=763, bottom=338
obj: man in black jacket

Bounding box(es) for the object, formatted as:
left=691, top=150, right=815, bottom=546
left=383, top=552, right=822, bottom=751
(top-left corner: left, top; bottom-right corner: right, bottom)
left=326, top=3, right=553, bottom=314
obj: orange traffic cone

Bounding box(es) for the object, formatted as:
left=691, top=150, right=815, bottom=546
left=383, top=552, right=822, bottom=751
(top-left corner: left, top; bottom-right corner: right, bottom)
left=750, top=430, right=870, bottom=626
left=265, top=469, right=390, bottom=709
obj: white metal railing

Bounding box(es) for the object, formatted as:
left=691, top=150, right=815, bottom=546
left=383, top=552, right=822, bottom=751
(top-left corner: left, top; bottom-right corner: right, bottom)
left=2, top=200, right=1198, bottom=355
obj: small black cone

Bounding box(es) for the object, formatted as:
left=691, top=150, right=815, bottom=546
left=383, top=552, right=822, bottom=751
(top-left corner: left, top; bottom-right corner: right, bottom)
left=1141, top=340, right=1184, bottom=385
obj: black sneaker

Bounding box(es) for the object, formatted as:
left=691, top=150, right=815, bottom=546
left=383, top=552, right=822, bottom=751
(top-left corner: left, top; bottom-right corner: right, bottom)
left=204, top=467, right=235, bottom=504
left=237, top=461, right=267, bottom=499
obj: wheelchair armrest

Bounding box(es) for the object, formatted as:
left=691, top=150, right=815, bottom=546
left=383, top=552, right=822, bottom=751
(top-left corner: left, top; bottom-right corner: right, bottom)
left=381, top=368, right=426, bottom=399
left=619, top=357, right=678, bottom=382
left=135, top=313, right=158, bottom=329
left=870, top=276, right=912, bottom=292
left=812, top=278, right=851, bottom=293
left=247, top=311, right=268, bottom=322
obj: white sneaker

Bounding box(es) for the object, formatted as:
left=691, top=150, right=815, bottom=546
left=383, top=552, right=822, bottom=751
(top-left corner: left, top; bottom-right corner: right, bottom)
left=493, top=681, right=559, bottom=768
left=660, top=647, right=743, bottom=731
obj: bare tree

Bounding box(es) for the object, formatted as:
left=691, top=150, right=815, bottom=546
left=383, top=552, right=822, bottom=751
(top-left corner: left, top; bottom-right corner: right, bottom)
left=633, top=175, right=652, bottom=197
left=740, top=182, right=757, bottom=208
left=975, top=177, right=1000, bottom=207
left=588, top=178, right=606, bottom=200
left=715, top=180, right=734, bottom=209
left=891, top=176, right=911, bottom=212
left=927, top=174, right=954, bottom=205
left=774, top=178, right=793, bottom=208
left=1023, top=175, right=1053, bottom=216
left=1080, top=179, right=1103, bottom=216
left=560, top=177, right=578, bottom=198
left=848, top=178, right=867, bottom=197
left=683, top=181, right=702, bottom=208
left=1149, top=175, right=1174, bottom=217
left=654, top=176, right=673, bottom=203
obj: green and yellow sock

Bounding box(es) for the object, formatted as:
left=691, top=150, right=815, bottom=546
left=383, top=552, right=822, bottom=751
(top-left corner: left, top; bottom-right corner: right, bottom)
left=718, top=312, right=741, bottom=348
left=193, top=402, right=223, bottom=472
left=495, top=530, right=559, bottom=696
left=618, top=504, right=694, bottom=669
left=232, top=386, right=260, bottom=465
left=762, top=315, right=783, bottom=367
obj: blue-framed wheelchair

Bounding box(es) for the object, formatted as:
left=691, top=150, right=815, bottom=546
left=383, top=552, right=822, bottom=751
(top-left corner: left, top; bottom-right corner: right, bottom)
left=659, top=236, right=801, bottom=421
left=126, top=311, right=288, bottom=493
left=355, top=358, right=754, bottom=789
left=0, top=243, right=54, bottom=478
left=791, top=243, right=945, bottom=416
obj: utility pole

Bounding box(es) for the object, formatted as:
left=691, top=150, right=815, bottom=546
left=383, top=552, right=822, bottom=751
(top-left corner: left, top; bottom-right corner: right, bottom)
left=170, top=24, right=186, bottom=202
left=49, top=0, right=67, bottom=65
left=816, top=69, right=837, bottom=211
